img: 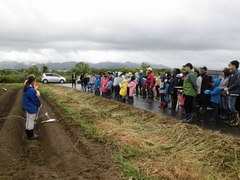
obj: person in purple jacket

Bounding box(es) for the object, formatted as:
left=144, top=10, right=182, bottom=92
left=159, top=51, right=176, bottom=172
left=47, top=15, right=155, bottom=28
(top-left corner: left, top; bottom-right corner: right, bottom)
left=22, top=75, right=41, bottom=139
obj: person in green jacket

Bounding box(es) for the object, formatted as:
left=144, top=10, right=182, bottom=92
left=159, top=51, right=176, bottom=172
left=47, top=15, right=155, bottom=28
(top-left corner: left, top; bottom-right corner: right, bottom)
left=182, top=63, right=198, bottom=123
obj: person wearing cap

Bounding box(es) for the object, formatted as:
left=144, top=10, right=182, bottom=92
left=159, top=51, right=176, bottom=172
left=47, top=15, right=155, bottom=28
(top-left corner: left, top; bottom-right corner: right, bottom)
left=224, top=60, right=240, bottom=126
left=168, top=70, right=179, bottom=110
left=199, top=66, right=209, bottom=115
left=182, top=63, right=198, bottom=123
left=146, top=67, right=154, bottom=102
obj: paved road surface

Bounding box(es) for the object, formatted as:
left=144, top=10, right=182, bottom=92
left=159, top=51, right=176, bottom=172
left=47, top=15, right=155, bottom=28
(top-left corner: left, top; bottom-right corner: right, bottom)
left=54, top=83, right=240, bottom=138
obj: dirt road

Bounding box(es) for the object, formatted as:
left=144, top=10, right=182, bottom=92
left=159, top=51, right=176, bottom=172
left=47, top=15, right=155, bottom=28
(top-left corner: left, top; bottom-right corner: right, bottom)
left=0, top=88, right=122, bottom=179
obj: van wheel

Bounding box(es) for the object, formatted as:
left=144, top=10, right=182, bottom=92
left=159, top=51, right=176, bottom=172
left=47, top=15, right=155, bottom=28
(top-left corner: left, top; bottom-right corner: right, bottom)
left=60, top=79, right=64, bottom=84
left=43, top=79, right=48, bottom=84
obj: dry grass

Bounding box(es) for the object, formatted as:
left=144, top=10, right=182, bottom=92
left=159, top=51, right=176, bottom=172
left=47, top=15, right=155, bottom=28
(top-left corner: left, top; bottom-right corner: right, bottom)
left=41, top=85, right=240, bottom=180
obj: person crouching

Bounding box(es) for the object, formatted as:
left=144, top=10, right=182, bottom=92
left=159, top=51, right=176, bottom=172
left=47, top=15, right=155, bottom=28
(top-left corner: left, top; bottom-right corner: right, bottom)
left=22, top=75, right=41, bottom=139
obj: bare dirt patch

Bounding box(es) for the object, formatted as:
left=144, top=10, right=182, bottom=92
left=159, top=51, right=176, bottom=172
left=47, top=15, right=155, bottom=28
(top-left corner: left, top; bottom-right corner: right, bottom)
left=0, top=88, right=122, bottom=180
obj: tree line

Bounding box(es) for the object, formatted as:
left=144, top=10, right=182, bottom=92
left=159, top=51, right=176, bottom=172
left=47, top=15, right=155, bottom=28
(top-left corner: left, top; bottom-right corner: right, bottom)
left=0, top=62, right=171, bottom=83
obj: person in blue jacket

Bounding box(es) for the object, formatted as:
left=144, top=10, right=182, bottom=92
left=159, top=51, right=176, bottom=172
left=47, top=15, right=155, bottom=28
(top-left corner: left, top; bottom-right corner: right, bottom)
left=204, top=78, right=221, bottom=122
left=94, top=74, right=101, bottom=96
left=22, top=75, right=41, bottom=139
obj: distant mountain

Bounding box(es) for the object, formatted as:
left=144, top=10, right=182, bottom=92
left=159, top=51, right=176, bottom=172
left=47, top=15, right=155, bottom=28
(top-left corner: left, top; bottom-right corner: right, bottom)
left=0, top=60, right=169, bottom=70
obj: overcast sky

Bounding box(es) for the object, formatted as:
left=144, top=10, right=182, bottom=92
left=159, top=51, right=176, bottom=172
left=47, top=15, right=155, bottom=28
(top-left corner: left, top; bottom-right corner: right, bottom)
left=0, top=0, right=240, bottom=69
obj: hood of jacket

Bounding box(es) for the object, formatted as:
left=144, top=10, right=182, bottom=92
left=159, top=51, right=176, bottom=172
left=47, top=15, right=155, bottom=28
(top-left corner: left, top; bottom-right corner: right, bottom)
left=213, top=78, right=220, bottom=87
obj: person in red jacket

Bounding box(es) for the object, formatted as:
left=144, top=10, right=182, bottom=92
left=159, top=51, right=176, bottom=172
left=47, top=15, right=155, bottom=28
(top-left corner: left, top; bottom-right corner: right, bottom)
left=101, top=75, right=109, bottom=97
left=146, top=67, right=155, bottom=102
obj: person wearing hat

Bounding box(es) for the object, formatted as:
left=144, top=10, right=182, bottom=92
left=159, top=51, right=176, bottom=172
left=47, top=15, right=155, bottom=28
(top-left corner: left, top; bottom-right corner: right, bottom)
left=199, top=66, right=209, bottom=115
left=224, top=60, right=240, bottom=126
left=146, top=67, right=154, bottom=102
left=168, top=70, right=179, bottom=110
left=182, top=63, right=198, bottom=123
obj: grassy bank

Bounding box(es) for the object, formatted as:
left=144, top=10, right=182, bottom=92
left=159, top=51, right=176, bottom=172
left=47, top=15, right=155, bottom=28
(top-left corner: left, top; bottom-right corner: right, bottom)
left=39, top=85, right=240, bottom=179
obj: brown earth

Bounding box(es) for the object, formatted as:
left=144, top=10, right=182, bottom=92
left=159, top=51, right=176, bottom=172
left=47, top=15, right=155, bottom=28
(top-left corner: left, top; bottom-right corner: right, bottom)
left=0, top=89, right=123, bottom=180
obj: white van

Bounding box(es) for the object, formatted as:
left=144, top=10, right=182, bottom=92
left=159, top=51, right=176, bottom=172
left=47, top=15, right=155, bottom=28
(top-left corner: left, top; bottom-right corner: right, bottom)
left=41, top=73, right=66, bottom=84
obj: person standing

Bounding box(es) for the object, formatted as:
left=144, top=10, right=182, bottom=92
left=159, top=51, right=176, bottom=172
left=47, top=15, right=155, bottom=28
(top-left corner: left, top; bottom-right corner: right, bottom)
left=199, top=66, right=209, bottom=115
left=72, top=72, right=77, bottom=88
left=155, top=72, right=161, bottom=100
left=182, top=63, right=198, bottom=123
left=101, top=75, right=109, bottom=97
left=80, top=73, right=84, bottom=90
left=219, top=68, right=230, bottom=119
left=168, top=70, right=179, bottom=110
left=94, top=74, right=101, bottom=96
left=128, top=76, right=137, bottom=104
left=22, top=75, right=41, bottom=139
left=146, top=67, right=154, bottom=102
left=119, top=78, right=128, bottom=103
left=204, top=78, right=221, bottom=122
left=135, top=72, right=140, bottom=97
left=224, top=60, right=240, bottom=126
left=193, top=70, right=202, bottom=117
left=139, top=70, right=145, bottom=97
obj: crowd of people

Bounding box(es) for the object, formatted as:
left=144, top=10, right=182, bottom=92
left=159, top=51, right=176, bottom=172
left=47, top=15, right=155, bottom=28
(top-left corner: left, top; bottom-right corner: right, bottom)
left=72, top=60, right=240, bottom=127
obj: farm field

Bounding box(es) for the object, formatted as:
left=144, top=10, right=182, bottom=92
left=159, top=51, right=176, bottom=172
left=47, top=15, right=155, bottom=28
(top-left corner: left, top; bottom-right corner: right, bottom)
left=0, top=84, right=240, bottom=180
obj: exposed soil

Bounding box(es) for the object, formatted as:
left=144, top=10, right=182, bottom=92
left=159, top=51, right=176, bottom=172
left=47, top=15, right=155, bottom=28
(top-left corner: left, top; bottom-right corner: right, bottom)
left=0, top=89, right=122, bottom=180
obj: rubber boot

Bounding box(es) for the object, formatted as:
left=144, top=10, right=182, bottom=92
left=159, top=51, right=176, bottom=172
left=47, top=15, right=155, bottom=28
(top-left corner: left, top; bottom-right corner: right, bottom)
left=229, top=114, right=240, bottom=127
left=27, top=130, right=39, bottom=139
left=200, top=106, right=207, bottom=115
left=25, top=130, right=29, bottom=138
left=220, top=109, right=228, bottom=119
left=193, top=106, right=200, bottom=118
left=218, top=108, right=224, bottom=119
left=224, top=113, right=236, bottom=124
left=182, top=114, right=193, bottom=123
left=122, top=98, right=126, bottom=103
